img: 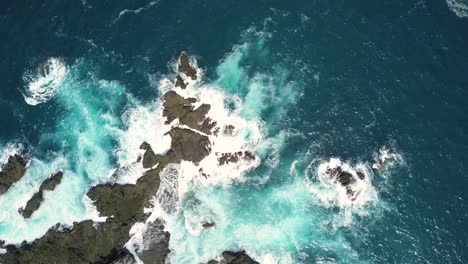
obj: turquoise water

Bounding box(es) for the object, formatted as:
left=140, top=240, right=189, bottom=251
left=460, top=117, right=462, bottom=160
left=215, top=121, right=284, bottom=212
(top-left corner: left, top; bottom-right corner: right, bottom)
left=1, top=0, right=468, bottom=263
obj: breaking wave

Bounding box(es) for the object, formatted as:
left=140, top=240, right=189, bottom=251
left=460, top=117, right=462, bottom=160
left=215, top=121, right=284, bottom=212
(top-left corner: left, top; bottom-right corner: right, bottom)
left=22, top=58, right=67, bottom=106
left=312, top=158, right=377, bottom=208
left=446, top=0, right=468, bottom=18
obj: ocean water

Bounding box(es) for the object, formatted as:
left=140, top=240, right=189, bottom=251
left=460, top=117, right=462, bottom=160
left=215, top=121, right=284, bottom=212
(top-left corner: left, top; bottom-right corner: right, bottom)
left=1, top=0, right=468, bottom=263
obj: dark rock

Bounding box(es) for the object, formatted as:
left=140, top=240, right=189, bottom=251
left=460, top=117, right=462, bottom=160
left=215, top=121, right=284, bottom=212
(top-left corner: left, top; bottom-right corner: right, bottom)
left=356, top=171, right=365, bottom=180
left=162, top=91, right=217, bottom=134
left=140, top=142, right=161, bottom=169
left=178, top=52, right=197, bottom=80
left=0, top=58, right=216, bottom=264
left=208, top=250, right=259, bottom=264
left=175, top=75, right=187, bottom=89
left=217, top=151, right=256, bottom=166
left=97, top=247, right=136, bottom=264
left=134, top=219, right=170, bottom=264
left=326, top=167, right=356, bottom=186
left=108, top=248, right=137, bottom=264
left=0, top=155, right=27, bottom=196
left=202, top=222, right=215, bottom=228
left=223, top=125, right=235, bottom=135
left=168, top=127, right=211, bottom=164
left=20, top=172, right=63, bottom=219
left=199, top=168, right=209, bottom=178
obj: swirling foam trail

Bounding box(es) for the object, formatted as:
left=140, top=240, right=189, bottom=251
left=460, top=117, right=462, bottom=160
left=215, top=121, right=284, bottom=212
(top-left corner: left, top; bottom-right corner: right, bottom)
left=22, top=58, right=67, bottom=106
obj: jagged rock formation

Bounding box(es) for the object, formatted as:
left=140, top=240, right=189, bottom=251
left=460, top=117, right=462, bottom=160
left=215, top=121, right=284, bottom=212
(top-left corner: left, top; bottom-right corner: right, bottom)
left=0, top=155, right=27, bottom=196
left=0, top=52, right=214, bottom=264
left=0, top=52, right=258, bottom=264
left=217, top=151, right=256, bottom=166
left=175, top=51, right=197, bottom=89
left=326, top=166, right=356, bottom=187
left=19, top=172, right=63, bottom=219
left=208, top=250, right=259, bottom=264
left=163, top=91, right=217, bottom=135
left=133, top=219, right=170, bottom=264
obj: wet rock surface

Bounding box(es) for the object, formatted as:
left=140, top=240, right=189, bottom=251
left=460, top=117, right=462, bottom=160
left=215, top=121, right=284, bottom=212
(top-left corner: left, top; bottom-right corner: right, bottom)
left=19, top=172, right=63, bottom=219
left=202, top=221, right=215, bottom=228
left=0, top=52, right=221, bottom=264
left=174, top=52, right=197, bottom=89
left=0, top=155, right=28, bottom=196
left=178, top=51, right=197, bottom=80
left=326, top=166, right=356, bottom=187
left=208, top=250, right=259, bottom=264
left=217, top=151, right=256, bottom=166
left=109, top=248, right=137, bottom=264
left=163, top=91, right=217, bottom=135
left=133, top=219, right=170, bottom=264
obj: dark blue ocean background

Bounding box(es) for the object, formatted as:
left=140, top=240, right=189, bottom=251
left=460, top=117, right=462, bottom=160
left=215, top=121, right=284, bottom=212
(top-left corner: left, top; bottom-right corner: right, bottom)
left=1, top=0, right=468, bottom=263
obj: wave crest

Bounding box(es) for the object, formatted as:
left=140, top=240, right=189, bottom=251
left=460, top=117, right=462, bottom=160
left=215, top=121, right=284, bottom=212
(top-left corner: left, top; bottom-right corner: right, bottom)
left=446, top=0, right=468, bottom=18
left=22, top=58, right=67, bottom=106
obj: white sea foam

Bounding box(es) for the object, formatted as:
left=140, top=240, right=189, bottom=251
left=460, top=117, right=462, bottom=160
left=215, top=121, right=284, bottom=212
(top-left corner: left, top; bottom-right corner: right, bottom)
left=127, top=53, right=267, bottom=261
left=22, top=58, right=67, bottom=106
left=112, top=1, right=159, bottom=24
left=310, top=158, right=378, bottom=209
left=372, top=146, right=402, bottom=171
left=114, top=102, right=172, bottom=184
left=446, top=0, right=468, bottom=18
left=0, top=142, right=24, bottom=169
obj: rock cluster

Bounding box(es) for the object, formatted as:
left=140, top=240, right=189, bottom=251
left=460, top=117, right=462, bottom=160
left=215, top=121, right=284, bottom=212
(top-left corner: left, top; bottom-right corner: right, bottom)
left=0, top=52, right=247, bottom=264
left=217, top=151, right=256, bottom=166
left=324, top=165, right=365, bottom=200
left=208, top=250, right=259, bottom=264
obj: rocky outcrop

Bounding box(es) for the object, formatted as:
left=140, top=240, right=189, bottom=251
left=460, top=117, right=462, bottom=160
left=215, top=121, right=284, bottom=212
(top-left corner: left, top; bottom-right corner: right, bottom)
left=0, top=155, right=27, bottom=196
left=326, top=166, right=356, bottom=187
left=217, top=151, right=256, bottom=166
left=178, top=52, right=197, bottom=80
left=174, top=52, right=197, bottom=89
left=162, top=91, right=217, bottom=135
left=0, top=52, right=217, bottom=264
left=208, top=250, right=259, bottom=264
left=133, top=219, right=170, bottom=264
left=19, top=172, right=63, bottom=219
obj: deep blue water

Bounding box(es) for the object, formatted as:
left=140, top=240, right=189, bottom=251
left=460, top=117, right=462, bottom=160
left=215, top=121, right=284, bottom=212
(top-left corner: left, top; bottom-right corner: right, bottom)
left=1, top=0, right=468, bottom=263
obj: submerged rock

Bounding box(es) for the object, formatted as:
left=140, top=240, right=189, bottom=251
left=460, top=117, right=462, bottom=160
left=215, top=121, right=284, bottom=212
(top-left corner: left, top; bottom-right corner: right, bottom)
left=19, top=172, right=63, bottom=219
left=202, top=221, right=215, bottom=228
left=208, top=250, right=259, bottom=264
left=0, top=155, right=27, bottom=196
left=217, top=151, right=256, bottom=166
